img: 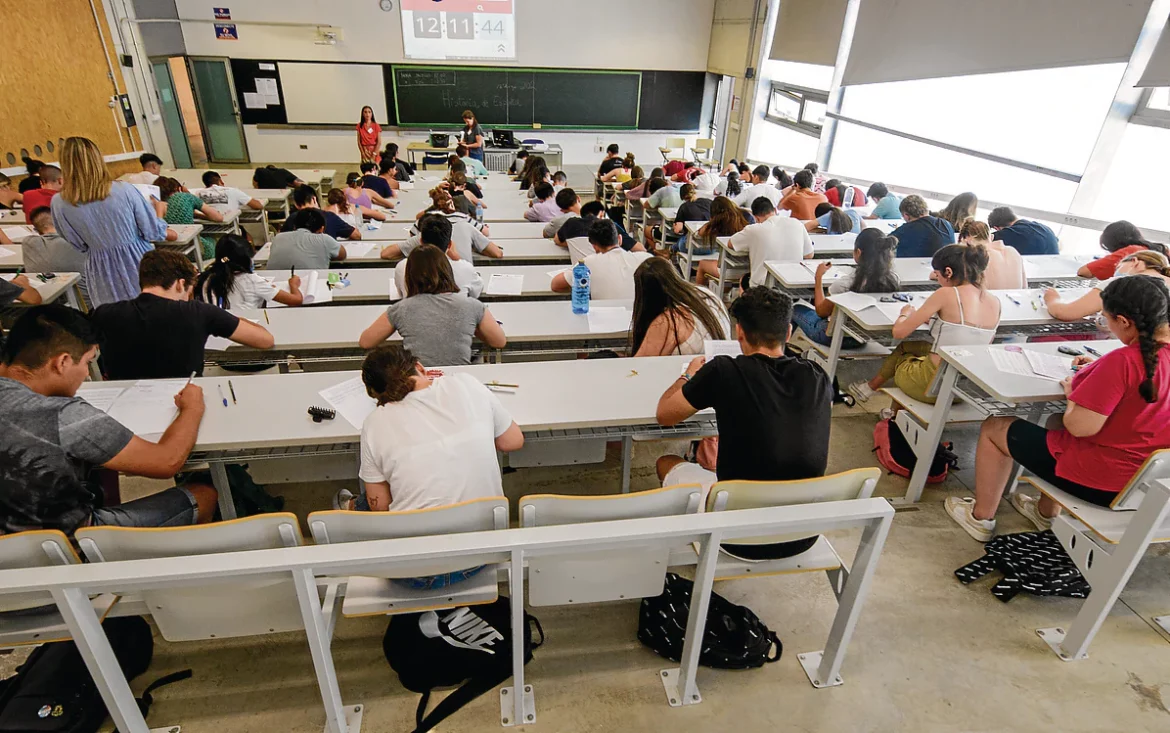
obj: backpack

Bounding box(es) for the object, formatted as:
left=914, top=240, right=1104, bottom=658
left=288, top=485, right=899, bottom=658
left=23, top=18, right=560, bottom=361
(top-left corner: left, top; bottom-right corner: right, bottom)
left=637, top=573, right=781, bottom=670
left=872, top=417, right=957, bottom=483
left=0, top=616, right=190, bottom=733
left=955, top=529, right=1091, bottom=602
left=383, top=598, right=543, bottom=733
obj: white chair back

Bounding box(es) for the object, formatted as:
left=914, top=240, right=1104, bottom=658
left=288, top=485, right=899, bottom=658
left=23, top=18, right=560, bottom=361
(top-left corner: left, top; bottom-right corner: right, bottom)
left=1112, top=450, right=1170, bottom=511
left=665, top=136, right=686, bottom=150
left=518, top=486, right=703, bottom=606
left=693, top=138, right=714, bottom=153
left=707, top=468, right=880, bottom=546
left=0, top=531, right=79, bottom=613
left=75, top=514, right=305, bottom=642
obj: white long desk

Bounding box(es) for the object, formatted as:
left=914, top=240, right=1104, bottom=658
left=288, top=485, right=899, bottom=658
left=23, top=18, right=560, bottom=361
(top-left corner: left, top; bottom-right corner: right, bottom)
left=414, top=172, right=526, bottom=191
left=2, top=272, right=82, bottom=308
left=267, top=220, right=547, bottom=242
left=390, top=192, right=536, bottom=222
left=154, top=168, right=335, bottom=192
left=154, top=224, right=205, bottom=268
left=80, top=355, right=715, bottom=517
left=259, top=266, right=560, bottom=302
left=254, top=238, right=568, bottom=267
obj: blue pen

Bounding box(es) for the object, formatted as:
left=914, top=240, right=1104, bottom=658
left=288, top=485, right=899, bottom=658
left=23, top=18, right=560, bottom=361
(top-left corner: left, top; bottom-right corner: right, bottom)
left=217, top=384, right=229, bottom=407
left=1084, top=345, right=1102, bottom=357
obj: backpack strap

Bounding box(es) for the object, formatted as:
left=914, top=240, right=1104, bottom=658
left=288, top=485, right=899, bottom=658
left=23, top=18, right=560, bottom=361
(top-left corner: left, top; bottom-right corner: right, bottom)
left=413, top=667, right=513, bottom=733
left=116, top=669, right=193, bottom=732
left=764, top=632, right=782, bottom=663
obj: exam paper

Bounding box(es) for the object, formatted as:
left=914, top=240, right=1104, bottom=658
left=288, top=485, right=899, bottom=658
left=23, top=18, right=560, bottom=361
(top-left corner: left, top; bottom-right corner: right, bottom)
left=388, top=277, right=401, bottom=301
left=586, top=306, right=631, bottom=333
left=0, top=226, right=35, bottom=241
left=827, top=292, right=880, bottom=312
left=547, top=268, right=569, bottom=280
left=270, top=271, right=333, bottom=307
left=76, top=386, right=127, bottom=413
left=106, top=380, right=185, bottom=435
left=1024, top=350, right=1073, bottom=381
left=319, top=376, right=376, bottom=429
left=0, top=246, right=15, bottom=257
left=343, top=241, right=376, bottom=259
left=486, top=273, right=524, bottom=296
left=989, top=349, right=1038, bottom=379
left=704, top=340, right=742, bottom=360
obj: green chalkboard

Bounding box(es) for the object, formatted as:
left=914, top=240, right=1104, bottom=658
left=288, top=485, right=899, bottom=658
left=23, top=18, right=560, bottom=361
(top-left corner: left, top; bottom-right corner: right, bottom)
left=390, top=65, right=642, bottom=129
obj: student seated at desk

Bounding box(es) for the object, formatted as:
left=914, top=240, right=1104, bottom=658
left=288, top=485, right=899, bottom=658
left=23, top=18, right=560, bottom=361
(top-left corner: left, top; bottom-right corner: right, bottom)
left=847, top=244, right=1000, bottom=405
left=673, top=184, right=714, bottom=253
left=655, top=288, right=834, bottom=552
left=734, top=165, right=783, bottom=209
left=196, top=171, right=263, bottom=211
left=777, top=169, right=826, bottom=220
left=326, top=188, right=386, bottom=225
left=791, top=228, right=899, bottom=349
left=551, top=219, right=651, bottom=299
left=91, top=249, right=274, bottom=379
left=455, top=143, right=489, bottom=177
left=598, top=144, right=624, bottom=177
left=524, top=182, right=561, bottom=222
left=645, top=177, right=682, bottom=213
left=447, top=160, right=485, bottom=201
left=360, top=244, right=505, bottom=365
left=804, top=162, right=828, bottom=193
left=987, top=206, right=1059, bottom=256
left=509, top=149, right=529, bottom=177
left=772, top=167, right=793, bottom=193
left=520, top=158, right=550, bottom=196
left=0, top=173, right=22, bottom=209
left=805, top=203, right=861, bottom=235
left=554, top=200, right=639, bottom=263
left=393, top=215, right=483, bottom=299
left=343, top=174, right=392, bottom=215
left=268, top=209, right=348, bottom=270
left=544, top=188, right=583, bottom=238
left=891, top=195, right=955, bottom=258
left=155, top=176, right=223, bottom=262
left=253, top=165, right=302, bottom=190
left=360, top=161, right=394, bottom=201
left=281, top=185, right=360, bottom=240
left=671, top=162, right=701, bottom=184
left=823, top=179, right=865, bottom=208
left=21, top=165, right=62, bottom=221
left=960, top=220, right=1025, bottom=290
left=448, top=170, right=484, bottom=215
left=689, top=196, right=749, bottom=283
left=552, top=170, right=568, bottom=192
left=22, top=207, right=87, bottom=303
left=196, top=234, right=303, bottom=309
left=124, top=153, right=163, bottom=185
left=948, top=276, right=1170, bottom=542
left=934, top=192, right=978, bottom=233
left=630, top=257, right=729, bottom=357
left=717, top=170, right=743, bottom=199
left=1045, top=250, right=1170, bottom=321
left=1077, top=220, right=1167, bottom=280
left=384, top=187, right=501, bottom=263
left=0, top=273, right=42, bottom=305
left=380, top=143, right=413, bottom=183
left=702, top=197, right=811, bottom=290
left=0, top=305, right=217, bottom=533
left=18, top=157, right=44, bottom=193
left=692, top=168, right=721, bottom=195
left=864, top=182, right=902, bottom=220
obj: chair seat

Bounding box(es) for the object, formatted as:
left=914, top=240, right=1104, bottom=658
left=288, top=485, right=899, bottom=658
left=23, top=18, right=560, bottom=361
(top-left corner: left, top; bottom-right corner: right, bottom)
left=669, top=535, right=843, bottom=581
left=801, top=336, right=893, bottom=358
left=1025, top=477, right=1170, bottom=545
left=0, top=594, right=117, bottom=648
left=339, top=565, right=501, bottom=617
left=880, top=387, right=988, bottom=423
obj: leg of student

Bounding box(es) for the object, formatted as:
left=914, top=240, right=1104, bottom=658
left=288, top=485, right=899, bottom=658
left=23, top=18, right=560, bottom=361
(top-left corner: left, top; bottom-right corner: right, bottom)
left=972, top=417, right=1018, bottom=520
left=657, top=455, right=687, bottom=482
left=89, top=483, right=217, bottom=527
left=696, top=260, right=718, bottom=287
left=869, top=341, right=933, bottom=391
left=892, top=355, right=940, bottom=404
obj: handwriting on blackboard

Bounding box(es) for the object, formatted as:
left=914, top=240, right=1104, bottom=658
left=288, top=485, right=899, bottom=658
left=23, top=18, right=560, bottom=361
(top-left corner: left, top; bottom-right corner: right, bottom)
left=397, top=70, right=456, bottom=86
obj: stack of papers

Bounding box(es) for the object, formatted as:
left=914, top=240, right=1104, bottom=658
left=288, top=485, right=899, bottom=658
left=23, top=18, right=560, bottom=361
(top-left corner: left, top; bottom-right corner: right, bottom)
left=704, top=340, right=742, bottom=359
left=343, top=241, right=377, bottom=259
left=319, top=376, right=377, bottom=429
left=827, top=292, right=908, bottom=321
left=0, top=226, right=35, bottom=241
left=988, top=349, right=1070, bottom=382
left=585, top=306, right=631, bottom=334
left=485, top=273, right=524, bottom=296
left=99, top=380, right=185, bottom=435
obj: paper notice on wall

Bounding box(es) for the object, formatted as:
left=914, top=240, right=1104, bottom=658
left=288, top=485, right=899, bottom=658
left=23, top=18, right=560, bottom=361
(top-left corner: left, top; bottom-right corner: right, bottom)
left=243, top=92, right=266, bottom=109
left=258, top=63, right=276, bottom=71
left=257, top=78, right=280, bottom=104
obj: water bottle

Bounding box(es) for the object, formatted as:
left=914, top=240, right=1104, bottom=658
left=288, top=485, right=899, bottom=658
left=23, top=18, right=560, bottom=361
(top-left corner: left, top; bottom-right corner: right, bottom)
left=571, top=262, right=591, bottom=315
left=353, top=201, right=362, bottom=228
left=475, top=202, right=484, bottom=225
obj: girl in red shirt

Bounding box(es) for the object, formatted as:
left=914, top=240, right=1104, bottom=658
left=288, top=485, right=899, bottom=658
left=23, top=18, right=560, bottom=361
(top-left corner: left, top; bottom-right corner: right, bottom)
left=1078, top=220, right=1168, bottom=281
left=948, top=276, right=1170, bottom=542
left=356, top=106, right=382, bottom=164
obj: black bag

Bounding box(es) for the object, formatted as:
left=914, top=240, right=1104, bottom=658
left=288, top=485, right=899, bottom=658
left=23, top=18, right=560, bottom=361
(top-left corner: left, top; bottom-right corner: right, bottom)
left=955, top=530, right=1091, bottom=602
left=383, top=598, right=543, bottom=733
left=0, top=616, right=190, bottom=733
left=872, top=417, right=958, bottom=484
left=638, top=573, right=781, bottom=670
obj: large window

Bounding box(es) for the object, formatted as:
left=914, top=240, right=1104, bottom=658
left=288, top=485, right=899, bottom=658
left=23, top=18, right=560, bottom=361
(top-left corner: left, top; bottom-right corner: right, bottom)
left=1131, top=87, right=1170, bottom=129
left=765, top=82, right=829, bottom=137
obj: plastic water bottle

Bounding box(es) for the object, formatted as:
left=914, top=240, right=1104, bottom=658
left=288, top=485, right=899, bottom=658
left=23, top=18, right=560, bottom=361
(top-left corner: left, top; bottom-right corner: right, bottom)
left=475, top=202, right=484, bottom=224
left=571, top=262, right=591, bottom=315
left=353, top=201, right=362, bottom=228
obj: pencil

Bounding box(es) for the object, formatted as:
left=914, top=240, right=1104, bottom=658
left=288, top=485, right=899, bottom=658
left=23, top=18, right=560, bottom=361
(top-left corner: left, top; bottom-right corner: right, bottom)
left=228, top=379, right=238, bottom=405
left=486, top=381, right=520, bottom=388
left=185, top=371, right=197, bottom=386
left=263, top=310, right=270, bottom=324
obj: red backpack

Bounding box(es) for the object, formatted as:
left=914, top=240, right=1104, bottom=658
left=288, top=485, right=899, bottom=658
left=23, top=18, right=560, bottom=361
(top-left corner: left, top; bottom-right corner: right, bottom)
left=872, top=418, right=958, bottom=484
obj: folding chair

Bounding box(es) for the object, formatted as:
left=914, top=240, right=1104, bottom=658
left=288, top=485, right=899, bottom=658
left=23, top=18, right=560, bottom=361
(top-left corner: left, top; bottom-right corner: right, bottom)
left=1025, top=450, right=1170, bottom=660
left=691, top=138, right=718, bottom=170
left=659, top=137, right=687, bottom=163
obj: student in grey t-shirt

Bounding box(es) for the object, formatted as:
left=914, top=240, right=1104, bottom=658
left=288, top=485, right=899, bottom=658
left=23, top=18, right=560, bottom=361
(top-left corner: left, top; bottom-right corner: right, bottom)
left=23, top=206, right=88, bottom=302
left=382, top=211, right=502, bottom=263
left=359, top=244, right=506, bottom=365
left=266, top=209, right=345, bottom=271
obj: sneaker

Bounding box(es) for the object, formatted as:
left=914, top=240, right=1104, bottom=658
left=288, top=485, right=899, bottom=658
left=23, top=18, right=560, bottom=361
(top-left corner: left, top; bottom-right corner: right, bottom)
left=847, top=381, right=876, bottom=403
left=878, top=407, right=896, bottom=421
left=333, top=488, right=356, bottom=511
left=1010, top=492, right=1054, bottom=531
left=945, top=497, right=996, bottom=542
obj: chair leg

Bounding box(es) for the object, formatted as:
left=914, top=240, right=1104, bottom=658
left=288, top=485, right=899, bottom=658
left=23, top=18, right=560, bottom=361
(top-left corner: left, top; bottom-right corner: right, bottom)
left=501, top=548, right=534, bottom=727
left=663, top=529, right=723, bottom=707
left=292, top=569, right=355, bottom=733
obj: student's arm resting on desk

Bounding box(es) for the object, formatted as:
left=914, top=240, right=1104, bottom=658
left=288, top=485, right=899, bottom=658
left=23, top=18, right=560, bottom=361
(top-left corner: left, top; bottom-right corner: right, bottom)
left=359, top=313, right=397, bottom=349
left=230, top=318, right=275, bottom=349
left=657, top=356, right=707, bottom=426
left=381, top=243, right=403, bottom=260
left=333, top=244, right=348, bottom=261
left=246, top=198, right=264, bottom=210
left=472, top=228, right=503, bottom=258
left=272, top=274, right=304, bottom=306
left=550, top=272, right=571, bottom=293
left=196, top=203, right=225, bottom=223
left=1044, top=287, right=1102, bottom=321
left=367, top=191, right=395, bottom=209
left=475, top=308, right=507, bottom=348
left=102, top=384, right=204, bottom=478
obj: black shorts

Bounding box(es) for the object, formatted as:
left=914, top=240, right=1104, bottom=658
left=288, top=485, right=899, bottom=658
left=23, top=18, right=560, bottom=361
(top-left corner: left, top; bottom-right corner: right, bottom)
left=1006, top=420, right=1116, bottom=508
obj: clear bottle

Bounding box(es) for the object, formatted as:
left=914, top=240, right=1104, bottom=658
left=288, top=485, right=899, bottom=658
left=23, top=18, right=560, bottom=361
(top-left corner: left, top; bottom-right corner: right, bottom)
left=353, top=199, right=363, bottom=228
left=475, top=201, right=485, bottom=225
left=571, top=261, right=590, bottom=315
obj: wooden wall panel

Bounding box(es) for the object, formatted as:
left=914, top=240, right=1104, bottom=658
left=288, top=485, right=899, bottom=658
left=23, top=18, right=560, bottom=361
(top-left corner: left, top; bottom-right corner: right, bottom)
left=0, top=0, right=141, bottom=169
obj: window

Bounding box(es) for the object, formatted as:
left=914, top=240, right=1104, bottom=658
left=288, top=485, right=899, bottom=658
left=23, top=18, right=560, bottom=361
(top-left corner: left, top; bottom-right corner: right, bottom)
left=765, top=82, right=829, bottom=138
left=1132, top=87, right=1170, bottom=128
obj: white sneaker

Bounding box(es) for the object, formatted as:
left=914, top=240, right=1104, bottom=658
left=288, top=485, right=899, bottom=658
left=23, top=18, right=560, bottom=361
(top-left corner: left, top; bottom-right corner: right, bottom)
left=847, top=381, right=875, bottom=403
left=1010, top=492, right=1054, bottom=531
left=945, top=497, right=996, bottom=542
left=333, top=488, right=356, bottom=511
left=878, top=407, right=896, bottom=421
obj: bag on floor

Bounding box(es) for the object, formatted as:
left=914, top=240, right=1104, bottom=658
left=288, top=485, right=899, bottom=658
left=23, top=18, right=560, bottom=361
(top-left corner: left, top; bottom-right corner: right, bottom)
left=955, top=529, right=1091, bottom=602
left=872, top=418, right=957, bottom=484
left=0, top=616, right=189, bottom=733
left=383, top=598, right=544, bottom=733
left=637, top=573, right=781, bottom=670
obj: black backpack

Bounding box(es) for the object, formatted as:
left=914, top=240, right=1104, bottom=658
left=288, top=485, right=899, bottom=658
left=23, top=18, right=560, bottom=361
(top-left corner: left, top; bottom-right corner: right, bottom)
left=637, top=573, right=781, bottom=670
left=383, top=598, right=543, bottom=732
left=955, top=530, right=1091, bottom=602
left=0, top=616, right=190, bottom=733
left=872, top=417, right=958, bottom=484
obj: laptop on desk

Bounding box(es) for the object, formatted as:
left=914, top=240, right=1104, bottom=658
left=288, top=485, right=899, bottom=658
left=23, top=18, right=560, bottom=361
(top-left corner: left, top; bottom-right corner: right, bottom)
left=492, top=129, right=518, bottom=148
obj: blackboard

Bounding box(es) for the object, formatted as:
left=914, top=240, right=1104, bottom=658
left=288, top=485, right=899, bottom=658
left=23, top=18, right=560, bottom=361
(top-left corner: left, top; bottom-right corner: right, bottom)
left=389, top=66, right=644, bottom=129
left=230, top=59, right=287, bottom=125
left=638, top=71, right=711, bottom=132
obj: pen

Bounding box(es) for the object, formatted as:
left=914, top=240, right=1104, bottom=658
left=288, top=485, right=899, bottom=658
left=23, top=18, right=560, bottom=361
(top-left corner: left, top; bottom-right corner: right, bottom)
left=228, top=379, right=237, bottom=405
left=1084, top=346, right=1102, bottom=357
left=185, top=371, right=197, bottom=386
left=217, top=384, right=228, bottom=407
left=291, top=265, right=296, bottom=277
left=263, top=310, right=270, bottom=324
left=1006, top=294, right=1021, bottom=306
left=486, top=381, right=520, bottom=388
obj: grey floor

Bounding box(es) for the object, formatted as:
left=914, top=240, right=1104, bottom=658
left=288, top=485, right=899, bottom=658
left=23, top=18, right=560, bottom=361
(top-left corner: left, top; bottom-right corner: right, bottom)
left=7, top=164, right=1170, bottom=732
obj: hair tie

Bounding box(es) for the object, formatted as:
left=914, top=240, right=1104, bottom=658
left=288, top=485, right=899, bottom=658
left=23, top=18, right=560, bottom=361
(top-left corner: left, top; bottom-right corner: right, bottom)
left=220, top=257, right=231, bottom=263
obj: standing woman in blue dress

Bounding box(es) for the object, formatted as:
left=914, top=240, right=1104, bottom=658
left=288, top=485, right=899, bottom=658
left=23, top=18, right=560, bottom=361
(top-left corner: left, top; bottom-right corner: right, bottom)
left=51, top=137, right=176, bottom=308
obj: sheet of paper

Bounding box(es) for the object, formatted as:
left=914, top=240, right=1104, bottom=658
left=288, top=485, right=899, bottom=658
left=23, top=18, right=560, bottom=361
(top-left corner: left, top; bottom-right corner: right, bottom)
left=1024, top=350, right=1073, bottom=381
left=704, top=340, right=742, bottom=360
left=0, top=274, right=12, bottom=282
left=547, top=268, right=568, bottom=279
left=1, top=226, right=35, bottom=241
left=106, top=380, right=185, bottom=435
left=827, top=291, right=879, bottom=312
left=988, top=349, right=1037, bottom=379
left=0, top=245, right=15, bottom=257
left=258, top=62, right=276, bottom=71
left=319, top=376, right=376, bottom=429
left=243, top=92, right=266, bottom=109
left=388, top=277, right=401, bottom=301
left=875, top=302, right=908, bottom=321
left=76, top=386, right=127, bottom=413
left=585, top=306, right=630, bottom=333
left=485, top=273, right=524, bottom=296
left=365, top=220, right=383, bottom=230
left=343, top=241, right=376, bottom=259
left=131, top=184, right=160, bottom=202
left=256, top=78, right=280, bottom=104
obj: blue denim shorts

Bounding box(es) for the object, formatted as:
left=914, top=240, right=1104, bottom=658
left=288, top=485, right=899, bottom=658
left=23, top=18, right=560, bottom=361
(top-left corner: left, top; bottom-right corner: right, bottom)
left=90, top=486, right=199, bottom=528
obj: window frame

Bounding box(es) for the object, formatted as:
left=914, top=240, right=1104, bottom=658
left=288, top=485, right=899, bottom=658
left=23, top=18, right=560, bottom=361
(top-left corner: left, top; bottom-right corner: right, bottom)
left=1130, top=87, right=1170, bottom=130
left=764, top=82, right=829, bottom=138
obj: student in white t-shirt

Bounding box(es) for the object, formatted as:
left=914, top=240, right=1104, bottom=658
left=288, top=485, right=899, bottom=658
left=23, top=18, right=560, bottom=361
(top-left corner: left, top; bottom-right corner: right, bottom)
left=195, top=235, right=304, bottom=309
left=550, top=218, right=652, bottom=300
left=732, top=164, right=782, bottom=209
left=394, top=215, right=483, bottom=299
left=728, top=197, right=813, bottom=288
left=196, top=171, right=263, bottom=211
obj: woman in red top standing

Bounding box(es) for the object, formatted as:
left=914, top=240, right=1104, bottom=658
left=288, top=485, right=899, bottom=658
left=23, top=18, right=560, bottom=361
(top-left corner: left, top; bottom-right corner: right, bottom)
left=947, top=276, right=1170, bottom=542
left=356, top=106, right=382, bottom=164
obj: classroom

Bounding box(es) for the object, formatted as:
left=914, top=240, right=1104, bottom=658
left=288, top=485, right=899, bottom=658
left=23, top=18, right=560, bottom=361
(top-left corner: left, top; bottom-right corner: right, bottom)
left=3, top=0, right=1170, bottom=731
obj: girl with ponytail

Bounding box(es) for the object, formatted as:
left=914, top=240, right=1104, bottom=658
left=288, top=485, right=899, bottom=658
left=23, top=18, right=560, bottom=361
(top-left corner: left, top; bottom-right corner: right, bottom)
left=195, top=234, right=303, bottom=310
left=948, top=275, right=1170, bottom=542
left=1079, top=220, right=1169, bottom=280
left=1046, top=249, right=1170, bottom=322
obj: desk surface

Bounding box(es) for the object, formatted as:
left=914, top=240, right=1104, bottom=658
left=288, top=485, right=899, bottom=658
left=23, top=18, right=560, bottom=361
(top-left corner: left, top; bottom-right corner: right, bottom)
left=155, top=169, right=334, bottom=188
left=832, top=288, right=1092, bottom=331
left=767, top=255, right=1096, bottom=290
left=80, top=355, right=702, bottom=450
left=262, top=265, right=561, bottom=300
left=711, top=231, right=856, bottom=259
left=254, top=238, right=567, bottom=267
left=2, top=272, right=80, bottom=305
left=390, top=194, right=535, bottom=222
left=938, top=340, right=1123, bottom=404
left=158, top=224, right=203, bottom=246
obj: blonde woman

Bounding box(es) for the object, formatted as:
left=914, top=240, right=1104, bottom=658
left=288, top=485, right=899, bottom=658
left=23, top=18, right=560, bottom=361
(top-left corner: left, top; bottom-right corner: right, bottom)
left=959, top=219, right=1026, bottom=290
left=50, top=138, right=176, bottom=307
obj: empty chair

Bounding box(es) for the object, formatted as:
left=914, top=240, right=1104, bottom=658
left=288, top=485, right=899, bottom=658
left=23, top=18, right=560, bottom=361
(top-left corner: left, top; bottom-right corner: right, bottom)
left=519, top=485, right=702, bottom=605
left=660, top=137, right=687, bottom=163
left=75, top=514, right=305, bottom=642
left=308, top=497, right=509, bottom=616
left=691, top=138, right=717, bottom=169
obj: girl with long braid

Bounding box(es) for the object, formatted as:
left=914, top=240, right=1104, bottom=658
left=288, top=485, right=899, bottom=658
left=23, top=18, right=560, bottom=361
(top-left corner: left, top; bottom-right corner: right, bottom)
left=947, top=276, right=1170, bottom=542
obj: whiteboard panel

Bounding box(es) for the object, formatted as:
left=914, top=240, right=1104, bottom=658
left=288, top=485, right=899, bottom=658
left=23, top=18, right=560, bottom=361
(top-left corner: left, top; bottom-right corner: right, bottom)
left=277, top=62, right=388, bottom=124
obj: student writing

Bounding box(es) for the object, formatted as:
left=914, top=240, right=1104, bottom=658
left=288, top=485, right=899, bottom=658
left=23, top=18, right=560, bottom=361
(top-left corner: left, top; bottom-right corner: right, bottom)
left=196, top=234, right=303, bottom=309
left=268, top=209, right=348, bottom=270
left=551, top=219, right=651, bottom=300
left=22, top=207, right=88, bottom=303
